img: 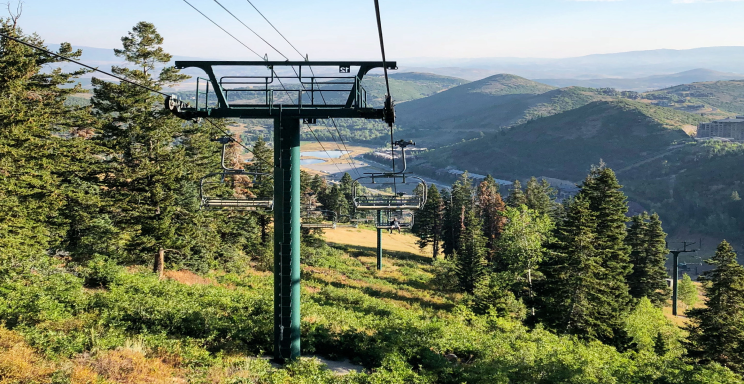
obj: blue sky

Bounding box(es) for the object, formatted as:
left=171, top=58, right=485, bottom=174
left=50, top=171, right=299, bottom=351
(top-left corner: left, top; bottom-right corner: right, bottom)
left=13, top=0, right=744, bottom=60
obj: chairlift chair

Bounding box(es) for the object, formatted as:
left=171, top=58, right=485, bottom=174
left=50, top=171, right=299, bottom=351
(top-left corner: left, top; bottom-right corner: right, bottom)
left=375, top=210, right=414, bottom=230
left=352, top=140, right=427, bottom=211
left=200, top=137, right=274, bottom=211
left=301, top=209, right=337, bottom=229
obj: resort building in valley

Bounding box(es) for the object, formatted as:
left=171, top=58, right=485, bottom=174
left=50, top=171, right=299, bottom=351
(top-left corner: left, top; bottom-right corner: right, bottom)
left=697, top=117, right=744, bottom=140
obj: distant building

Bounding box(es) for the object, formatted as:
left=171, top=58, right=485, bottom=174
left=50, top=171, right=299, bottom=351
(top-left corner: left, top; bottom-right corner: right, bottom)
left=697, top=116, right=744, bottom=140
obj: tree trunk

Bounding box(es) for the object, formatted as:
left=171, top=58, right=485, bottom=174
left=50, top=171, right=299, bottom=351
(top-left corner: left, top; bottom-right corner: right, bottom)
left=528, top=267, right=535, bottom=316
left=154, top=247, right=165, bottom=280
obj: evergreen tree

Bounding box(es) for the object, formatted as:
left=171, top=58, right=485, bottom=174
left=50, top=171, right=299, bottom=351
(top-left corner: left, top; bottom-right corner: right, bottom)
left=412, top=184, right=444, bottom=259
left=524, top=177, right=556, bottom=216
left=505, top=179, right=527, bottom=208
left=443, top=172, right=474, bottom=257
left=627, top=212, right=671, bottom=306
left=476, top=175, right=506, bottom=262
left=686, top=240, right=744, bottom=373
left=339, top=172, right=355, bottom=216
left=0, top=19, right=98, bottom=269
left=249, top=136, right=274, bottom=244
left=91, top=22, right=197, bottom=264
left=537, top=195, right=611, bottom=340
left=440, top=188, right=456, bottom=258
left=577, top=164, right=633, bottom=340
left=678, top=273, right=699, bottom=309
left=455, top=208, right=487, bottom=294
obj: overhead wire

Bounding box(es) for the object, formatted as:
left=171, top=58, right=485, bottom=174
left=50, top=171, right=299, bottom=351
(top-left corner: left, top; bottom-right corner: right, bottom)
left=0, top=31, right=270, bottom=172
left=0, top=32, right=170, bottom=97
left=241, top=0, right=363, bottom=177
left=373, top=0, right=398, bottom=196
left=185, top=0, right=346, bottom=175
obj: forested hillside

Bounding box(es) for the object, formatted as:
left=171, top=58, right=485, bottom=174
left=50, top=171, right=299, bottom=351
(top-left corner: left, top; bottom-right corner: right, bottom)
left=645, top=79, right=744, bottom=115
left=421, top=99, right=701, bottom=181
left=3, top=17, right=744, bottom=384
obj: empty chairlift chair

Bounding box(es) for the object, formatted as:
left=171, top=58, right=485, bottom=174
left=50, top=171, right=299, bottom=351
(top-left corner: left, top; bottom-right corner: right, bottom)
left=301, top=209, right=337, bottom=229
left=352, top=140, right=427, bottom=212
left=200, top=137, right=274, bottom=211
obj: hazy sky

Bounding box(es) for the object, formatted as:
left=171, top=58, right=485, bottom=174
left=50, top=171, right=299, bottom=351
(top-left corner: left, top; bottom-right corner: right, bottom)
left=12, top=0, right=744, bottom=60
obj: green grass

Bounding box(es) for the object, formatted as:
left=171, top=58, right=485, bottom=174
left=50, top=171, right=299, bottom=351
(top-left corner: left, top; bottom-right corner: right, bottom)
left=1, top=242, right=742, bottom=383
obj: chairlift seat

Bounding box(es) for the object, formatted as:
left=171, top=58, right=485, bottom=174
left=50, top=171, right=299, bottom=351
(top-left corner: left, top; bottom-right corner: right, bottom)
left=202, top=198, right=274, bottom=211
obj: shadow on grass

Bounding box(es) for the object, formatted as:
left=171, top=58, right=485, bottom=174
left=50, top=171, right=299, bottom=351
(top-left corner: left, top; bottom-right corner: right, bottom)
left=328, top=242, right=430, bottom=265
left=307, top=278, right=454, bottom=312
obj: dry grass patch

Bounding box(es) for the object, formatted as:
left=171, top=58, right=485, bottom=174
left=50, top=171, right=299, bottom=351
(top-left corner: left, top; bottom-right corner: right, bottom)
left=165, top=270, right=214, bottom=286
left=0, top=326, right=56, bottom=384
left=86, top=348, right=184, bottom=384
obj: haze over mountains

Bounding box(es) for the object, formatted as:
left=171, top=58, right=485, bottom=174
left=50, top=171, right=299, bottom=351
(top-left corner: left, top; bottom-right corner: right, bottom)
left=535, top=69, right=744, bottom=92
left=401, top=46, right=744, bottom=80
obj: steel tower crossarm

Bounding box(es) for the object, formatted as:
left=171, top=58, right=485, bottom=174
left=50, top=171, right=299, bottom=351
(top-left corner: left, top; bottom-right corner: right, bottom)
left=167, top=61, right=397, bottom=120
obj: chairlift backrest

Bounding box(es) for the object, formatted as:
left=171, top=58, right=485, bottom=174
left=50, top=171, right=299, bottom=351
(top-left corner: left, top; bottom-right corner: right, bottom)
left=199, top=137, right=273, bottom=211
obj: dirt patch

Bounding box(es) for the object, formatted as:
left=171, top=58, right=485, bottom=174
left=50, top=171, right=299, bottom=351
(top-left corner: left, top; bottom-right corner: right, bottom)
left=164, top=270, right=214, bottom=286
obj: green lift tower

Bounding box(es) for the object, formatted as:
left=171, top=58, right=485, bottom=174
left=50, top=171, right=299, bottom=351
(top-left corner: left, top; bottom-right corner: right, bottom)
left=166, top=61, right=396, bottom=361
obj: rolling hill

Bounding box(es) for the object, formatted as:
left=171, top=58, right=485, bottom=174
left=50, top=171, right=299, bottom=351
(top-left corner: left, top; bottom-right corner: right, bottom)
left=645, top=79, right=744, bottom=115
left=396, top=74, right=615, bottom=146
left=536, top=69, right=744, bottom=92
left=420, top=99, right=704, bottom=182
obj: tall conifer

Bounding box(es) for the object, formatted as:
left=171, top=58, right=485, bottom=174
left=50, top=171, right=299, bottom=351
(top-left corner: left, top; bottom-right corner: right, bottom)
left=455, top=208, right=487, bottom=294
left=686, top=240, right=744, bottom=373
left=477, top=175, right=506, bottom=262
left=412, top=184, right=444, bottom=259
left=627, top=213, right=670, bottom=306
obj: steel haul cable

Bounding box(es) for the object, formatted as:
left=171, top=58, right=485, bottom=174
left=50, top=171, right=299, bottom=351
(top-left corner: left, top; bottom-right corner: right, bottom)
left=0, top=31, right=273, bottom=170
left=184, top=0, right=346, bottom=175
left=240, top=0, right=363, bottom=177
left=373, top=0, right=398, bottom=196
left=0, top=32, right=169, bottom=97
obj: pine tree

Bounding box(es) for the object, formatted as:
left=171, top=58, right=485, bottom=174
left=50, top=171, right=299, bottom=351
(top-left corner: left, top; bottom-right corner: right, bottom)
left=627, top=213, right=670, bottom=306
left=678, top=273, right=699, bottom=309
left=249, top=137, right=274, bottom=244
left=537, top=195, right=612, bottom=340
left=339, top=172, right=355, bottom=216
left=476, top=175, right=506, bottom=262
left=525, top=177, right=556, bottom=216
left=412, top=184, right=444, bottom=259
left=505, top=180, right=527, bottom=208
left=686, top=240, right=744, bottom=373
left=455, top=208, right=487, bottom=294
left=443, top=172, right=474, bottom=258
left=91, top=22, right=195, bottom=263
left=0, top=19, right=98, bottom=269
left=577, top=164, right=633, bottom=340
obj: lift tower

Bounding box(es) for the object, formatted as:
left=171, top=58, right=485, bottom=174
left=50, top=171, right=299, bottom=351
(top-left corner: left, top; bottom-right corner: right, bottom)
left=166, top=61, right=396, bottom=361
left=669, top=241, right=698, bottom=316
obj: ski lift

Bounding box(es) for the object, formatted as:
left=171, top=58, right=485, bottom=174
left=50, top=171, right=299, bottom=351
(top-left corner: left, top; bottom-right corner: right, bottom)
left=301, top=209, right=337, bottom=229
left=375, top=210, right=414, bottom=230
left=353, top=140, right=427, bottom=211
left=200, top=137, right=273, bottom=211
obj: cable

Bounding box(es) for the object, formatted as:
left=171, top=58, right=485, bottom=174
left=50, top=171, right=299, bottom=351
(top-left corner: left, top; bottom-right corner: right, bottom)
left=0, top=31, right=169, bottom=97
left=185, top=1, right=342, bottom=175
left=245, top=0, right=305, bottom=59
left=373, top=0, right=397, bottom=194
left=373, top=0, right=392, bottom=98
left=241, top=1, right=363, bottom=176
left=204, top=118, right=273, bottom=165
left=213, top=0, right=288, bottom=60
left=305, top=124, right=346, bottom=175
left=182, top=0, right=265, bottom=60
